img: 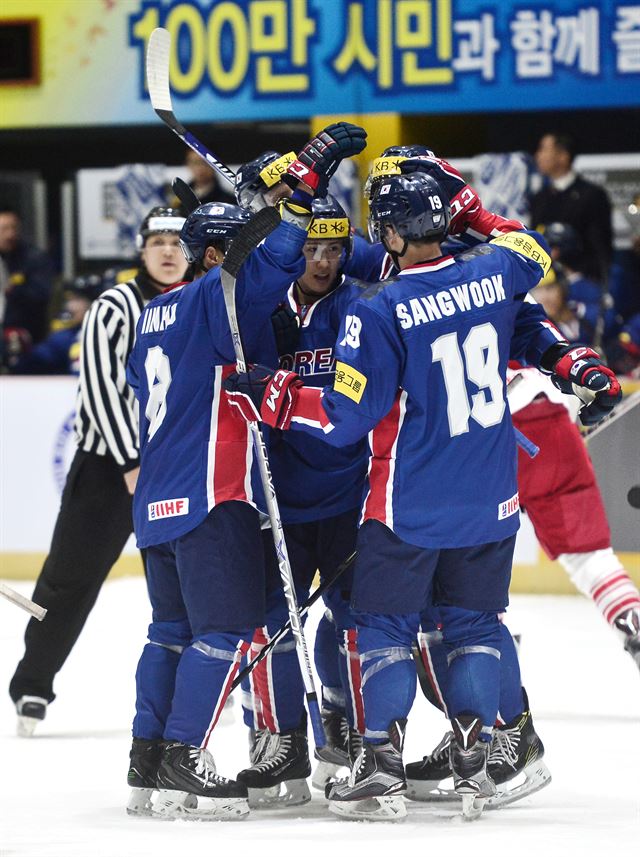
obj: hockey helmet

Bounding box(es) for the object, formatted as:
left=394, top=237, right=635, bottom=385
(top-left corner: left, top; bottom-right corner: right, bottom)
left=235, top=150, right=297, bottom=211
left=365, top=145, right=436, bottom=199
left=179, top=202, right=250, bottom=265
left=368, top=173, right=450, bottom=246
left=305, top=195, right=353, bottom=261
left=543, top=222, right=582, bottom=268
left=66, top=273, right=105, bottom=303
left=136, top=207, right=186, bottom=250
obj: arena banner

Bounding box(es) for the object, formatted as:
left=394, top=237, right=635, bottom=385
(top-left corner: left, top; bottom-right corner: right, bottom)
left=0, top=0, right=639, bottom=129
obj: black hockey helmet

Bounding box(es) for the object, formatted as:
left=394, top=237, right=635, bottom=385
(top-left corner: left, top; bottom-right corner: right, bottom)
left=365, top=145, right=436, bottom=199
left=543, top=222, right=582, bottom=268
left=368, top=173, right=450, bottom=247
left=65, top=273, right=105, bottom=303
left=234, top=150, right=297, bottom=211
left=179, top=202, right=250, bottom=265
left=306, top=195, right=353, bottom=261
left=136, top=207, right=186, bottom=250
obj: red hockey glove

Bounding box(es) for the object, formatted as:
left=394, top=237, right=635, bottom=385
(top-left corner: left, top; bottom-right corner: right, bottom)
left=224, top=366, right=303, bottom=430
left=399, top=156, right=480, bottom=234
left=545, top=344, right=622, bottom=426
left=284, top=123, right=367, bottom=197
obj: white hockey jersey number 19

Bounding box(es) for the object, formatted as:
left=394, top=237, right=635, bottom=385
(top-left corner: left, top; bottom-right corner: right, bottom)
left=431, top=322, right=505, bottom=437
left=144, top=346, right=172, bottom=441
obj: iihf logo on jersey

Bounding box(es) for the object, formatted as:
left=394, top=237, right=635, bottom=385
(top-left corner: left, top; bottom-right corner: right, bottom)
left=498, top=492, right=520, bottom=520
left=148, top=497, right=189, bottom=521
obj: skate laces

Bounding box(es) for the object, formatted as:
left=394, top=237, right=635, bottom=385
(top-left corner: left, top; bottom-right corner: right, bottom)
left=489, top=728, right=519, bottom=769
left=347, top=746, right=368, bottom=786
left=251, top=728, right=271, bottom=764
left=191, top=747, right=228, bottom=784
left=251, top=732, right=292, bottom=772
left=425, top=731, right=453, bottom=764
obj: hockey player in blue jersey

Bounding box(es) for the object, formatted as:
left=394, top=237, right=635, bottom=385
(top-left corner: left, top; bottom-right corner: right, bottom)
left=124, top=122, right=368, bottom=820
left=224, top=172, right=621, bottom=821
left=235, top=197, right=369, bottom=806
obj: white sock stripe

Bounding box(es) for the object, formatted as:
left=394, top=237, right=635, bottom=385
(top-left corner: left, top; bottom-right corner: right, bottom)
left=361, top=646, right=411, bottom=663
left=447, top=645, right=501, bottom=665
left=192, top=641, right=236, bottom=661
left=594, top=582, right=640, bottom=610
left=365, top=728, right=389, bottom=740
left=149, top=640, right=185, bottom=654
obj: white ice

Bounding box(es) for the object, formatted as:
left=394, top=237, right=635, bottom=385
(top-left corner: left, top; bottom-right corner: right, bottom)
left=1, top=577, right=638, bottom=856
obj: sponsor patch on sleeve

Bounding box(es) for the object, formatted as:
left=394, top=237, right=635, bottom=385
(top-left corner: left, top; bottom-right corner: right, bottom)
left=490, top=232, right=551, bottom=277
left=334, top=361, right=367, bottom=404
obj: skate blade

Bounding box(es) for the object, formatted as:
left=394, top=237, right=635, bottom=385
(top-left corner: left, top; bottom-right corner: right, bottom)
left=405, top=777, right=458, bottom=805
left=126, top=788, right=156, bottom=817
left=329, top=795, right=407, bottom=822
left=312, top=760, right=348, bottom=791
left=247, top=779, right=311, bottom=809
left=486, top=760, right=552, bottom=809
left=17, top=716, right=41, bottom=738
left=460, top=793, right=487, bottom=821
left=154, top=790, right=249, bottom=821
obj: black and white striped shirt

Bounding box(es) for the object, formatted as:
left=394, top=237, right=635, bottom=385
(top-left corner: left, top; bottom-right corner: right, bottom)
left=74, top=277, right=149, bottom=471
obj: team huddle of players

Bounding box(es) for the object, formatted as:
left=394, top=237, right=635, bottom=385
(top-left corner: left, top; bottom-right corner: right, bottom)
left=124, top=123, right=624, bottom=822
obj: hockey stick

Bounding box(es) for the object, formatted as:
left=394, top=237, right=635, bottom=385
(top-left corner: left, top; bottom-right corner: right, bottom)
left=146, top=28, right=236, bottom=190
left=231, top=550, right=357, bottom=693
left=0, top=582, right=47, bottom=621
left=220, top=213, right=326, bottom=748
left=172, top=177, right=200, bottom=214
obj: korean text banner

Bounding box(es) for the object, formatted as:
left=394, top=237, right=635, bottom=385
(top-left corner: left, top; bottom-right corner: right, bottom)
left=1, top=0, right=639, bottom=129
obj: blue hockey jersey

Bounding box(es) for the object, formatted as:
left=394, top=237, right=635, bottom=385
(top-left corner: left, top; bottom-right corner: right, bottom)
left=126, top=220, right=306, bottom=548
left=265, top=276, right=370, bottom=523
left=287, top=231, right=558, bottom=549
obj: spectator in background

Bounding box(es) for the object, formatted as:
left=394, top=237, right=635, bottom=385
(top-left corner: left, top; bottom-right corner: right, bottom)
left=0, top=205, right=55, bottom=344
left=183, top=149, right=236, bottom=207
left=7, top=274, right=104, bottom=375
left=530, top=133, right=613, bottom=287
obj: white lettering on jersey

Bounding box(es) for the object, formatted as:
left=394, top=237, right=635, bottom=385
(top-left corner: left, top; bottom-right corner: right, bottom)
left=148, top=497, right=190, bottom=521
left=394, top=275, right=505, bottom=329
left=339, top=315, right=362, bottom=349
left=141, top=303, right=177, bottom=335
left=498, top=492, right=520, bottom=520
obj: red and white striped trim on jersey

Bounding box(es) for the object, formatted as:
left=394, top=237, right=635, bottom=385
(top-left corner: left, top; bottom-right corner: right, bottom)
left=398, top=256, right=455, bottom=275
left=289, top=387, right=335, bottom=434
left=207, top=365, right=255, bottom=510
left=360, top=390, right=408, bottom=529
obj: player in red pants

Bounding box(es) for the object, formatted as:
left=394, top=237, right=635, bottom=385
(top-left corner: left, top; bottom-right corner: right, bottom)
left=509, top=364, right=640, bottom=669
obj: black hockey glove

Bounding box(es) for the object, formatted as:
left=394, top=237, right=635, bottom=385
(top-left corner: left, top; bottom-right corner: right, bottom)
left=284, top=122, right=367, bottom=197
left=224, top=366, right=303, bottom=430
left=271, top=303, right=301, bottom=362
left=542, top=343, right=622, bottom=426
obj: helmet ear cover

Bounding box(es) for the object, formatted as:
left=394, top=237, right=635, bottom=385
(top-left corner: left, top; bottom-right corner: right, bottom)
left=368, top=174, right=451, bottom=247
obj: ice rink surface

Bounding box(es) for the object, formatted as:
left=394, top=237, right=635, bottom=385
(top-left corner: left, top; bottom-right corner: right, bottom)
left=1, top=576, right=638, bottom=857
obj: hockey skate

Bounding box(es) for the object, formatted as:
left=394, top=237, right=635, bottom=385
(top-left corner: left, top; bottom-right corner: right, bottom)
left=450, top=714, right=496, bottom=821
left=312, top=710, right=350, bottom=790
left=405, top=731, right=456, bottom=803
left=327, top=720, right=407, bottom=821
left=154, top=742, right=249, bottom=820
left=237, top=725, right=311, bottom=809
left=15, top=695, right=47, bottom=738
left=485, top=708, right=551, bottom=808
left=126, top=737, right=167, bottom=817
left=614, top=608, right=640, bottom=671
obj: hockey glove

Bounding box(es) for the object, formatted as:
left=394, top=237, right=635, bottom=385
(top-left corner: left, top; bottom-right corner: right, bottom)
left=284, top=123, right=368, bottom=196
left=224, top=366, right=303, bottom=430
left=543, top=344, right=622, bottom=426
left=271, top=303, right=301, bottom=362
left=399, top=156, right=480, bottom=235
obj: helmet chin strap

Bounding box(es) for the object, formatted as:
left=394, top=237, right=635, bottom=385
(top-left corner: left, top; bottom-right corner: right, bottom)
left=382, top=232, right=408, bottom=270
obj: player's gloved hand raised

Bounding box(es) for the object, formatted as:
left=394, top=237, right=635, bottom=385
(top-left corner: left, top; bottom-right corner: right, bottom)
left=224, top=366, right=303, bottom=430
left=271, top=304, right=301, bottom=362
left=284, top=123, right=368, bottom=197
left=400, top=156, right=480, bottom=235
left=548, top=344, right=622, bottom=426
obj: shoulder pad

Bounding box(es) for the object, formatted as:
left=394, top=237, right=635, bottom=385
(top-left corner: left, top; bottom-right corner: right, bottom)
left=359, top=276, right=401, bottom=301
left=455, top=244, right=496, bottom=263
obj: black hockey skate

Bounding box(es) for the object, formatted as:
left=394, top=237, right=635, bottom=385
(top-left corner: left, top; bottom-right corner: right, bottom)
left=155, top=742, right=249, bottom=820
left=312, top=709, right=349, bottom=790
left=15, top=695, right=47, bottom=738
left=126, top=738, right=166, bottom=817
left=405, top=730, right=454, bottom=802
left=615, top=607, right=640, bottom=671
left=450, top=713, right=496, bottom=821
left=486, top=706, right=551, bottom=808
left=327, top=719, right=407, bottom=821
left=237, top=724, right=311, bottom=809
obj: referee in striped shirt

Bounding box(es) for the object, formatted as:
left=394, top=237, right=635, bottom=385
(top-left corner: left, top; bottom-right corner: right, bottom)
left=10, top=207, right=189, bottom=735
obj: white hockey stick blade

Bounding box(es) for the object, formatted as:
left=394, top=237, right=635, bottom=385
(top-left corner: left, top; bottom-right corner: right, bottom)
left=0, top=582, right=47, bottom=621
left=146, top=28, right=172, bottom=113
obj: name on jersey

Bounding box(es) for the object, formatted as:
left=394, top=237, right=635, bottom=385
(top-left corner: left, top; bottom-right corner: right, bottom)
left=279, top=347, right=335, bottom=376
left=141, top=303, right=177, bottom=335
left=498, top=492, right=519, bottom=520
left=148, top=497, right=189, bottom=521
left=396, top=274, right=506, bottom=329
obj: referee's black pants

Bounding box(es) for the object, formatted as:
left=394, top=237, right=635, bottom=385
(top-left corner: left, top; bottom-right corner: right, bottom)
left=9, top=449, right=135, bottom=704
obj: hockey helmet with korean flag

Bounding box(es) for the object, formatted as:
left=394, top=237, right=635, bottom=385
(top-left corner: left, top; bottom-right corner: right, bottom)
left=365, top=145, right=436, bottom=199
left=235, top=150, right=297, bottom=211
left=136, top=207, right=185, bottom=250
left=179, top=202, right=250, bottom=265
left=368, top=173, right=451, bottom=245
